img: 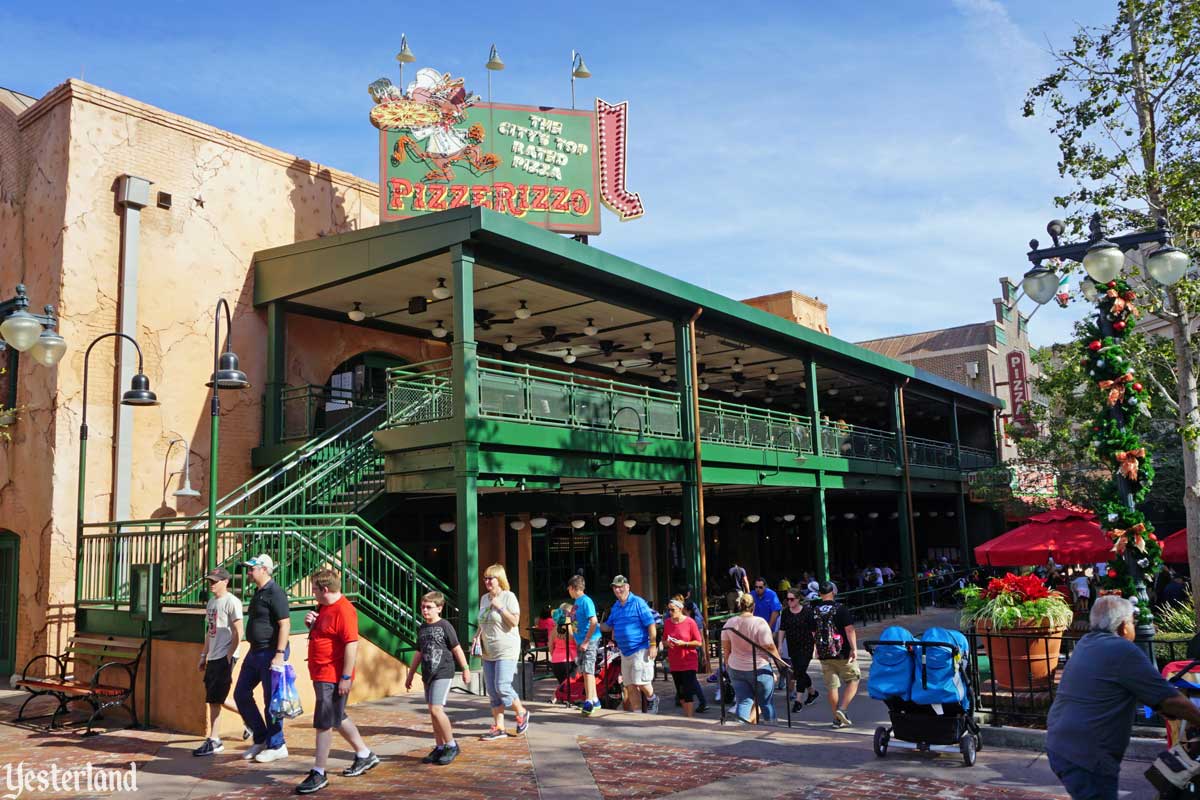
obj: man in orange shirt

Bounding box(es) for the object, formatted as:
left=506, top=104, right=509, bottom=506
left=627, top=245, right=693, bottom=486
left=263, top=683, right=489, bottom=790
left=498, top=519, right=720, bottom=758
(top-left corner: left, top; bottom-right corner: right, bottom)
left=296, top=569, right=378, bottom=795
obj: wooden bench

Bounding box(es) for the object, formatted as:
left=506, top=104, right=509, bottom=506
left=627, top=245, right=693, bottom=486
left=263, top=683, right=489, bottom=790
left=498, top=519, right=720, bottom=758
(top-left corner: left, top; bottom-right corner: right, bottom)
left=14, top=635, right=145, bottom=736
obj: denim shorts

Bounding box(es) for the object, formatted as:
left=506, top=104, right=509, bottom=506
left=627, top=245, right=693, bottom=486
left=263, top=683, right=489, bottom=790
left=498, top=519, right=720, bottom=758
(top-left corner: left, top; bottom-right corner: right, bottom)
left=575, top=641, right=599, bottom=675
left=483, top=659, right=519, bottom=708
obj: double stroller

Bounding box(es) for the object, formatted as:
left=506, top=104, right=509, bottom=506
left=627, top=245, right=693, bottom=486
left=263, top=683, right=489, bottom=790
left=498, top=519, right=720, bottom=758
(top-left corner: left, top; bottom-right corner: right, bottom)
left=865, top=626, right=981, bottom=767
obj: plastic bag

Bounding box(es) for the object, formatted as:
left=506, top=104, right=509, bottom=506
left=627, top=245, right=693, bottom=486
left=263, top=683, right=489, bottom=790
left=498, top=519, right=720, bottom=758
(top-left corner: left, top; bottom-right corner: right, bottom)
left=269, top=663, right=303, bottom=721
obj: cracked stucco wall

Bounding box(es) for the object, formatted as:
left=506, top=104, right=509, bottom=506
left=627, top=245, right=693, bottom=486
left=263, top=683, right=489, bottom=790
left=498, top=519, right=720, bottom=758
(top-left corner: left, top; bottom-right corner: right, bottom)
left=2, top=79, right=394, bottom=672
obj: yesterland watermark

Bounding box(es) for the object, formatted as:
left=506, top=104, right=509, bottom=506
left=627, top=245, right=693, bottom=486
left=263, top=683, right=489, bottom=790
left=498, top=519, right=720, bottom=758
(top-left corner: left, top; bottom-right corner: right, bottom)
left=2, top=761, right=138, bottom=799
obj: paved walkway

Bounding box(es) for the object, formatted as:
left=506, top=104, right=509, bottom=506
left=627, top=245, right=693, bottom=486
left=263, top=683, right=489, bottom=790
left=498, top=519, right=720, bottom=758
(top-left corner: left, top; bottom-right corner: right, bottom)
left=0, top=607, right=1159, bottom=799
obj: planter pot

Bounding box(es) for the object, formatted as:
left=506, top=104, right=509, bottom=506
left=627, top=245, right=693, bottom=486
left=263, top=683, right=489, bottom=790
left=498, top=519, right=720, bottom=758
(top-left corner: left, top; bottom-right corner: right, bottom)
left=975, top=619, right=1065, bottom=691
left=0, top=411, right=15, bottom=426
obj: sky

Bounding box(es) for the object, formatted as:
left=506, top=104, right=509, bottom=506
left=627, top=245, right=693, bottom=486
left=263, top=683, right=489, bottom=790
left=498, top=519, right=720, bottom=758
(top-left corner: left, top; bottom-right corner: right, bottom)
left=1, top=0, right=1117, bottom=346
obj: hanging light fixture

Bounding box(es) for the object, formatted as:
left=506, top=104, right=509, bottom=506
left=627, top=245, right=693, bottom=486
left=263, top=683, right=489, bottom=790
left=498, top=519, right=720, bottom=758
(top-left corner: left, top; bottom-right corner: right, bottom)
left=530, top=516, right=549, bottom=529
left=827, top=388, right=839, bottom=396
left=733, top=389, right=743, bottom=398
left=514, top=300, right=531, bottom=319
left=1022, top=263, right=1061, bottom=305
left=890, top=511, right=899, bottom=519
left=583, top=318, right=598, bottom=336
left=767, top=368, right=778, bottom=382
left=699, top=380, right=709, bottom=391
left=782, top=513, right=796, bottom=522
left=764, top=396, right=773, bottom=404
left=598, top=515, right=616, bottom=527
left=347, top=302, right=366, bottom=322
left=439, top=521, right=456, bottom=533
left=913, top=511, right=922, bottom=518
left=623, top=518, right=637, bottom=529
left=1146, top=242, right=1191, bottom=286
left=745, top=513, right=760, bottom=524
left=485, top=44, right=505, bottom=71
left=432, top=278, right=451, bottom=299
left=563, top=348, right=577, bottom=364
left=0, top=307, right=43, bottom=351
left=705, top=515, right=721, bottom=525
left=947, top=511, right=956, bottom=518
left=670, top=518, right=681, bottom=526
left=614, top=361, right=627, bottom=374
left=929, top=511, right=939, bottom=518
left=432, top=320, right=448, bottom=339
left=868, top=512, right=879, bottom=519
left=1082, top=239, right=1125, bottom=284
left=171, top=438, right=201, bottom=499
left=29, top=319, right=67, bottom=367
left=503, top=336, right=517, bottom=352
left=853, top=394, right=863, bottom=403
left=1079, top=277, right=1100, bottom=303
left=570, top=519, right=586, bottom=529
left=658, top=370, right=669, bottom=383
left=844, top=512, right=856, bottom=520
left=509, top=520, right=526, bottom=531
left=656, top=514, right=672, bottom=526
left=641, top=333, right=654, bottom=350
left=731, top=358, right=743, bottom=372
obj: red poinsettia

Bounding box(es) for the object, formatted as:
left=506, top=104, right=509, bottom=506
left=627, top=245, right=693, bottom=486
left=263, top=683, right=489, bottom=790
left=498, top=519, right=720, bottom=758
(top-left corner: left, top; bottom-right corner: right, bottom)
left=983, top=572, right=1052, bottom=602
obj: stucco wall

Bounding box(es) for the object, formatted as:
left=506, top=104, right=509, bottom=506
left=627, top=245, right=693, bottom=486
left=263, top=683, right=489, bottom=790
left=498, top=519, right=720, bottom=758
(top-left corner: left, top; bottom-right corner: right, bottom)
left=2, top=80, right=389, bottom=671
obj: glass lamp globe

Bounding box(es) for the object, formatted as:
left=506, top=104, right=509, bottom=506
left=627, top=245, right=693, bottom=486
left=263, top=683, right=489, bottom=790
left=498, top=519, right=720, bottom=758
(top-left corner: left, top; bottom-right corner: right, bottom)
left=623, top=518, right=637, bottom=529
left=29, top=327, right=67, bottom=366
left=530, top=516, right=548, bottom=529
left=0, top=310, right=43, bottom=352
left=705, top=515, right=720, bottom=525
left=570, top=519, right=586, bottom=529
left=1146, top=244, right=1190, bottom=287
left=655, top=514, right=671, bottom=526
left=1022, top=267, right=1060, bottom=305
left=598, top=515, right=616, bottom=527
left=745, top=513, right=761, bottom=524
left=1080, top=278, right=1099, bottom=303
left=1082, top=240, right=1125, bottom=284
left=503, top=336, right=517, bottom=352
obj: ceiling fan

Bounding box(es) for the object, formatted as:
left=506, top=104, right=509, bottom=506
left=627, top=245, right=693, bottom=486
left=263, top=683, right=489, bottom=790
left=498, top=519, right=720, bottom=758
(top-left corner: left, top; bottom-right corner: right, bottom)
left=474, top=309, right=517, bottom=330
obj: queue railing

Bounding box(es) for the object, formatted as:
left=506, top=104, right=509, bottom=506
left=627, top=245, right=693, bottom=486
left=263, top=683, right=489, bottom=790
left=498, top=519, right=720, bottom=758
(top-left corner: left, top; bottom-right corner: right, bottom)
left=712, top=623, right=793, bottom=728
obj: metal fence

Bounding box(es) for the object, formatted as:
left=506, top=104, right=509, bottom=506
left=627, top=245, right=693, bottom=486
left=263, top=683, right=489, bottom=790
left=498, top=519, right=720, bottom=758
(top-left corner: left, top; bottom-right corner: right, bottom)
left=819, top=421, right=899, bottom=463
left=386, top=359, right=454, bottom=426
left=698, top=400, right=814, bottom=454
left=907, top=436, right=958, bottom=469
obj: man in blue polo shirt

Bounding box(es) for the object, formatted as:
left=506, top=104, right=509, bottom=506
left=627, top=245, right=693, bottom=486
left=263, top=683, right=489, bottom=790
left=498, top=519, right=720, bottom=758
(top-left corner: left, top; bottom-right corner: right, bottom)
left=599, top=575, right=659, bottom=714
left=752, top=577, right=782, bottom=633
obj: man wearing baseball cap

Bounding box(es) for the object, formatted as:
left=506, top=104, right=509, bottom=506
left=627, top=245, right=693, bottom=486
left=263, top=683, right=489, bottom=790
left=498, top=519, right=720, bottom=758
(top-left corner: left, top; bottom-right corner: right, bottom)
left=233, top=554, right=291, bottom=762
left=598, top=575, right=660, bottom=714
left=193, top=568, right=243, bottom=756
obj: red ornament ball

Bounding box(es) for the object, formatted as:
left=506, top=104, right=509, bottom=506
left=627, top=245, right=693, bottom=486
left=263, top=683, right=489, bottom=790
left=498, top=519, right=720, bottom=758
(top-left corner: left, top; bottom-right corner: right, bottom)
left=1107, top=568, right=1118, bottom=578
left=1114, top=320, right=1127, bottom=332
left=1133, top=383, right=1143, bottom=392
left=1088, top=340, right=1102, bottom=351
left=1107, top=281, right=1117, bottom=288
left=1149, top=533, right=1158, bottom=542
left=1080, top=358, right=1089, bottom=366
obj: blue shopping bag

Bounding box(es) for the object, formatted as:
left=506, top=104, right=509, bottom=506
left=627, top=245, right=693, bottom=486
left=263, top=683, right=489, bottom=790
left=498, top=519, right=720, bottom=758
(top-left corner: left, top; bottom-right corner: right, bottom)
left=269, top=663, right=304, bottom=721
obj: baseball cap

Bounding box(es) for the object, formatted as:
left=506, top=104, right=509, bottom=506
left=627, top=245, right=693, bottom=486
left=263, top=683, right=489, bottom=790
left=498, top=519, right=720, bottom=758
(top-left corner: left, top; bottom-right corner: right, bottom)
left=205, top=567, right=231, bottom=583
left=610, top=574, right=629, bottom=587
left=818, top=580, right=837, bottom=595
left=243, top=554, right=275, bottom=572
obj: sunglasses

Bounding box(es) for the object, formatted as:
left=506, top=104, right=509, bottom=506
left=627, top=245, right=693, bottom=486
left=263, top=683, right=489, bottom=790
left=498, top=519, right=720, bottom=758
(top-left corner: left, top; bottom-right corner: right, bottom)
left=483, top=576, right=496, bottom=582
left=786, top=597, right=799, bottom=601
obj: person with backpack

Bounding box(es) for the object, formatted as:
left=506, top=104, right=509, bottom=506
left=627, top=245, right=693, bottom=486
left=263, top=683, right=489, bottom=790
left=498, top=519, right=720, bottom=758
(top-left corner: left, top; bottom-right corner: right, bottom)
left=803, top=581, right=859, bottom=728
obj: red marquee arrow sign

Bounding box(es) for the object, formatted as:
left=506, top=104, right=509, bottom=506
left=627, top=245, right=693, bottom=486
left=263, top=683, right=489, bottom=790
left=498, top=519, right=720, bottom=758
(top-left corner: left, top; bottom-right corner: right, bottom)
left=596, top=98, right=644, bottom=221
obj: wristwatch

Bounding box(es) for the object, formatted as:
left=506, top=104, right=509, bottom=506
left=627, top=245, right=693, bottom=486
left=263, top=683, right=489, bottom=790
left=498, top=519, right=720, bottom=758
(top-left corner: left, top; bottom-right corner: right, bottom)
left=341, top=674, right=352, bottom=680
left=275, top=649, right=285, bottom=654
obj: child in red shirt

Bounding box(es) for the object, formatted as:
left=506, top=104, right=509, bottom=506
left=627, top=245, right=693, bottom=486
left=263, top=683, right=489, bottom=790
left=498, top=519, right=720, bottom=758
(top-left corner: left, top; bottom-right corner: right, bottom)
left=663, top=598, right=705, bottom=717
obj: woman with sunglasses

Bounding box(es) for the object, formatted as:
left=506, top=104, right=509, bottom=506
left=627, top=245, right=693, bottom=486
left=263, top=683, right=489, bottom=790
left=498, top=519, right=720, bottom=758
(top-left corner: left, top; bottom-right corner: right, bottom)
left=475, top=564, right=530, bottom=740
left=778, top=590, right=819, bottom=712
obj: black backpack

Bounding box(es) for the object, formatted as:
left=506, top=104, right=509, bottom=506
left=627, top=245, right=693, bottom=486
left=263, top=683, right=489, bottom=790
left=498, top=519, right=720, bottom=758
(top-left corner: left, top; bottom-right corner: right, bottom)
left=813, top=603, right=845, bottom=660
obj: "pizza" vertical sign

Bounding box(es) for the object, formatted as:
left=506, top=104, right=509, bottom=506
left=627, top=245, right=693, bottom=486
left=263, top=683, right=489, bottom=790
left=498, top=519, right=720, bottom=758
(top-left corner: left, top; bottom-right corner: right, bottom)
left=1006, top=350, right=1029, bottom=426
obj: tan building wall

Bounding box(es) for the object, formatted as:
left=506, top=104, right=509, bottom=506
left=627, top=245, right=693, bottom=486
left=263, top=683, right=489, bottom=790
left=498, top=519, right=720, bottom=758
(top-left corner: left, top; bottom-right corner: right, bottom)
left=1, top=80, right=385, bottom=671
left=741, top=290, right=830, bottom=335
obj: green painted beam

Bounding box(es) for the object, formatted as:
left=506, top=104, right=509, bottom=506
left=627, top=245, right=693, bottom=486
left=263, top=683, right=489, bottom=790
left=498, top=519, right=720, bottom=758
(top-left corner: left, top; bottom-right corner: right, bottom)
left=264, top=302, right=286, bottom=448
left=469, top=419, right=692, bottom=458
left=477, top=450, right=687, bottom=483
left=455, top=444, right=480, bottom=648
left=813, top=488, right=829, bottom=582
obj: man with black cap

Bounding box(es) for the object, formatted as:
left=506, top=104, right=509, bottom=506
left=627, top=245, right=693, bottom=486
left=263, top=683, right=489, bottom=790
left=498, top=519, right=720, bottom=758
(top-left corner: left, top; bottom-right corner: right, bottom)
left=234, top=553, right=291, bottom=762
left=193, top=567, right=243, bottom=756
left=803, top=580, right=859, bottom=728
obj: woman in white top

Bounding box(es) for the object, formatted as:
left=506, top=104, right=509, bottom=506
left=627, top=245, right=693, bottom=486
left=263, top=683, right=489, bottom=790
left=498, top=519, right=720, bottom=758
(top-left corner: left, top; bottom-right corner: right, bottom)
left=721, top=593, right=782, bottom=723
left=476, top=564, right=530, bottom=740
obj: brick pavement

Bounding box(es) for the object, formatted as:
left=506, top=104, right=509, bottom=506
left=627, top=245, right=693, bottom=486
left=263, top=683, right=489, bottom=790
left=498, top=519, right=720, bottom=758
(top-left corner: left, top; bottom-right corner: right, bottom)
left=579, top=736, right=778, bottom=799
left=774, top=774, right=1067, bottom=800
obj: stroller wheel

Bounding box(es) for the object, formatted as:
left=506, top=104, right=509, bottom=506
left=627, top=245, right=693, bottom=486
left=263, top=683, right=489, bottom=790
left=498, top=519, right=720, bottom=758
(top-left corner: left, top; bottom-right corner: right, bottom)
left=974, top=733, right=982, bottom=752
left=959, top=734, right=977, bottom=767
left=872, top=727, right=889, bottom=758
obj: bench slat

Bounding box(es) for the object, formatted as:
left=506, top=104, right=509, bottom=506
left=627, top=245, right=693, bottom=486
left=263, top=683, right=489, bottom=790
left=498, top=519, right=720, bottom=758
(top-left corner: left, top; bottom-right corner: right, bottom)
left=70, top=648, right=140, bottom=660
left=70, top=636, right=143, bottom=648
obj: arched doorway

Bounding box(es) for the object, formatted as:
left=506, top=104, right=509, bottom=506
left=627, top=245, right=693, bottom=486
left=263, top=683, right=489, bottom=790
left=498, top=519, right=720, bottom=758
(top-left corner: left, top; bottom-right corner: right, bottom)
left=318, top=352, right=408, bottom=432
left=0, top=531, right=17, bottom=677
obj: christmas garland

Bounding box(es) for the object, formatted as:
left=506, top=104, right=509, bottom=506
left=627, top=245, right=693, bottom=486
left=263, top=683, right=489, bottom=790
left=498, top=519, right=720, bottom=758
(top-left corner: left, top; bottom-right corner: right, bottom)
left=1077, top=278, right=1162, bottom=623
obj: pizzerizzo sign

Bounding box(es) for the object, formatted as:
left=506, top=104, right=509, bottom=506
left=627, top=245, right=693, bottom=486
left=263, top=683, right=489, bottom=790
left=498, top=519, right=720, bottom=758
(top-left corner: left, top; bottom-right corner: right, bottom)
left=368, top=66, right=643, bottom=235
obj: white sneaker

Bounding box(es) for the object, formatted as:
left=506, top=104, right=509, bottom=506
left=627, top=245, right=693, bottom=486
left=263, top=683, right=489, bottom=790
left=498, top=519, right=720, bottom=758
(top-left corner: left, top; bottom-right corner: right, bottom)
left=243, top=743, right=267, bottom=760
left=254, top=744, right=289, bottom=763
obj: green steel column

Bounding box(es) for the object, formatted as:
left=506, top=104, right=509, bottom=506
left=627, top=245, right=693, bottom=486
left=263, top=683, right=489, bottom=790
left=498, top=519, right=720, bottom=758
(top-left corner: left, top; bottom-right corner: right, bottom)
left=264, top=302, right=286, bottom=447
left=806, top=359, right=822, bottom=457
left=451, top=245, right=479, bottom=645
left=894, top=383, right=916, bottom=613
left=674, top=320, right=702, bottom=594
left=812, top=486, right=829, bottom=582
left=950, top=398, right=962, bottom=470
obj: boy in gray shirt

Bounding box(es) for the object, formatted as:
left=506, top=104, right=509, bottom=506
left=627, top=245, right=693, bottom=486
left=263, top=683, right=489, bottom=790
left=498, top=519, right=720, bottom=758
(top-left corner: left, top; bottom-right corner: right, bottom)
left=194, top=568, right=243, bottom=756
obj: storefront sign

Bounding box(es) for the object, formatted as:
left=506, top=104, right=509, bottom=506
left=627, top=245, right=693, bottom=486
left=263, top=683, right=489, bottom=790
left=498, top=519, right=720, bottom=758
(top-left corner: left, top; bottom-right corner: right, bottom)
left=368, top=67, right=642, bottom=235
left=1006, top=351, right=1029, bottom=425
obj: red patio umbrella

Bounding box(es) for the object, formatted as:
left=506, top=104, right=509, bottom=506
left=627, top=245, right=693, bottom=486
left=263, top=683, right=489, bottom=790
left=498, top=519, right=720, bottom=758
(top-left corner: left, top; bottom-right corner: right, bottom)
left=974, top=508, right=1113, bottom=566
left=1161, top=528, right=1188, bottom=563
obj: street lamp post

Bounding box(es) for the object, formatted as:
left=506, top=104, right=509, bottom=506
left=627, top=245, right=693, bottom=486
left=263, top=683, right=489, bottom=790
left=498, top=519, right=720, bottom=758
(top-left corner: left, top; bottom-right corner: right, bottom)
left=570, top=50, right=591, bottom=110
left=205, top=299, right=250, bottom=576
left=76, top=333, right=158, bottom=595
left=1023, top=213, right=1190, bottom=640
left=0, top=283, right=68, bottom=367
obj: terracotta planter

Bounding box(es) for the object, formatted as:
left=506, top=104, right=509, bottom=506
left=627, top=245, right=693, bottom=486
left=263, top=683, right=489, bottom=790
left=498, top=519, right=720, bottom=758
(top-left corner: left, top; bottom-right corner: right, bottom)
left=976, top=619, right=1065, bottom=691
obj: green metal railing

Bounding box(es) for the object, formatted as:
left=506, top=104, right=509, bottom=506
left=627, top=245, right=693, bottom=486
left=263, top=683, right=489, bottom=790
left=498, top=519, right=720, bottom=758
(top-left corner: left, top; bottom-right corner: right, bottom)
left=960, top=445, right=997, bottom=469
left=907, top=435, right=958, bottom=469
left=279, top=384, right=381, bottom=442
left=79, top=514, right=455, bottom=645
left=699, top=399, right=814, bottom=453
left=477, top=357, right=682, bottom=438
left=819, top=421, right=899, bottom=462
left=386, top=359, right=453, bottom=426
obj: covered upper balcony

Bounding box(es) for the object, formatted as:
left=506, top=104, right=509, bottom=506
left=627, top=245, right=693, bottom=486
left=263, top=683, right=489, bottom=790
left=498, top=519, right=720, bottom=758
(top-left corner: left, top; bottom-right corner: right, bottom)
left=251, top=207, right=1000, bottom=487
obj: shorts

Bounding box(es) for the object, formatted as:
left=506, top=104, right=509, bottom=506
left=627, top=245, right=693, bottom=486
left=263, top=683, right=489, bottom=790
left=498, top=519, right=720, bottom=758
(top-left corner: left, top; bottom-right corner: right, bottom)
left=620, top=649, right=655, bottom=687
left=424, top=677, right=452, bottom=707
left=820, top=658, right=861, bottom=690
left=575, top=641, right=599, bottom=675
left=672, top=670, right=698, bottom=702
left=203, top=657, right=233, bottom=704
left=312, top=681, right=349, bottom=730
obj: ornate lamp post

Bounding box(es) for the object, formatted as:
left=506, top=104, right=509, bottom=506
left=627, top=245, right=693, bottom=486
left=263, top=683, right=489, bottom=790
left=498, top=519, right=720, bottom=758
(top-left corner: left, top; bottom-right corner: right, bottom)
left=206, top=299, right=249, bottom=574
left=1023, top=214, right=1190, bottom=639
left=0, top=284, right=68, bottom=366
left=77, top=333, right=158, bottom=592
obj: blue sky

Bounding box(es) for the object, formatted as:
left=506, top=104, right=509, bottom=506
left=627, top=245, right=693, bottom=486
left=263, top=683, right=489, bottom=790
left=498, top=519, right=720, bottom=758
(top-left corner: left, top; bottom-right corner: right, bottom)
left=2, top=0, right=1114, bottom=346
